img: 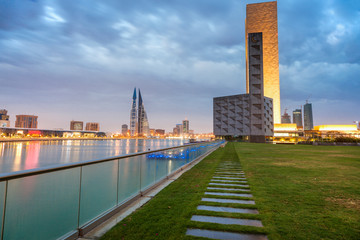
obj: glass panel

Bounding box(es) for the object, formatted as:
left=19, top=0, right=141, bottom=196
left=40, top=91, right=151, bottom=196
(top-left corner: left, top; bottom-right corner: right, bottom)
left=152, top=151, right=168, bottom=182
left=3, top=168, right=80, bottom=240
left=118, top=157, right=140, bottom=204
left=140, top=154, right=155, bottom=191
left=0, top=181, right=5, bottom=239
left=79, top=160, right=118, bottom=227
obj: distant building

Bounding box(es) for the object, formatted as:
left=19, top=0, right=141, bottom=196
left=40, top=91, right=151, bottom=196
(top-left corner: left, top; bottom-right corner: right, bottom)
left=182, top=120, right=189, bottom=134
left=121, top=124, right=128, bottom=136
left=173, top=127, right=178, bottom=135
left=293, top=109, right=303, bottom=128
left=0, top=109, right=10, bottom=127
left=85, top=122, right=100, bottom=131
left=155, top=129, right=165, bottom=135
left=281, top=111, right=291, bottom=124
left=176, top=124, right=183, bottom=136
left=304, top=103, right=314, bottom=130
left=15, top=115, right=38, bottom=128
left=130, top=88, right=137, bottom=136
left=137, top=89, right=150, bottom=136
left=149, top=128, right=155, bottom=136
left=70, top=120, right=83, bottom=130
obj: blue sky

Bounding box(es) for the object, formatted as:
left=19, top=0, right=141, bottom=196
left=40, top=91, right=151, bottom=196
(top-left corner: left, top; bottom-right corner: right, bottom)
left=0, top=0, right=359, bottom=133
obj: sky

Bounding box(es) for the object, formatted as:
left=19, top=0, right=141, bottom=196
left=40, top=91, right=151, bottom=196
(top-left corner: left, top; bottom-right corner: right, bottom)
left=0, top=0, right=359, bottom=133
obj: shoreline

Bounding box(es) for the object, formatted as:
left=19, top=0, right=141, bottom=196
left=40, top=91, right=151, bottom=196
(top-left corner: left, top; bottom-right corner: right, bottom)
left=0, top=137, right=170, bottom=143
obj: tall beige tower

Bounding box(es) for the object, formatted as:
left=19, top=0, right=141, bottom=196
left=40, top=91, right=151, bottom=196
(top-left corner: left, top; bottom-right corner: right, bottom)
left=245, top=1, right=280, bottom=123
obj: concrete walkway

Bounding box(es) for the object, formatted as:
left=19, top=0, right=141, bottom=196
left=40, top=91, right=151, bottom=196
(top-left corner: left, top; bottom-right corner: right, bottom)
left=186, top=161, right=268, bottom=240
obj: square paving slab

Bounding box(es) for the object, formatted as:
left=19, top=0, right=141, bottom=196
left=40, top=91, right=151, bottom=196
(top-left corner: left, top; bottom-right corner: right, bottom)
left=202, top=198, right=255, bottom=204
left=211, top=179, right=247, bottom=183
left=207, top=187, right=250, bottom=192
left=204, top=192, right=253, bottom=198
left=186, top=229, right=268, bottom=240
left=191, top=215, right=263, bottom=227
left=197, top=205, right=259, bottom=214
left=213, top=176, right=247, bottom=180
left=209, top=183, right=249, bottom=187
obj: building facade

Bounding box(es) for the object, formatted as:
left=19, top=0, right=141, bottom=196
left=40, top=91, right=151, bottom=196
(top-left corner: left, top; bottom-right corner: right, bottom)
left=70, top=120, right=84, bottom=130
left=281, top=111, right=291, bottom=124
left=0, top=109, right=10, bottom=127
left=304, top=103, right=314, bottom=130
left=182, top=120, right=189, bottom=134
left=15, top=115, right=38, bottom=128
left=155, top=129, right=165, bottom=136
left=130, top=88, right=137, bottom=136
left=85, top=122, right=100, bottom=131
left=121, top=124, right=128, bottom=136
left=293, top=109, right=303, bottom=128
left=214, top=32, right=274, bottom=142
left=137, top=89, right=150, bottom=136
left=245, top=1, right=280, bottom=124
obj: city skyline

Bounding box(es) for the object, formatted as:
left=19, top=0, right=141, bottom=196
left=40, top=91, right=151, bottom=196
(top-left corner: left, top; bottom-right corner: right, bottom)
left=0, top=0, right=359, bottom=133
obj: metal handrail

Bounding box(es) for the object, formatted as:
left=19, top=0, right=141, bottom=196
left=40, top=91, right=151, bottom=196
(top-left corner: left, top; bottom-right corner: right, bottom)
left=0, top=141, right=214, bottom=181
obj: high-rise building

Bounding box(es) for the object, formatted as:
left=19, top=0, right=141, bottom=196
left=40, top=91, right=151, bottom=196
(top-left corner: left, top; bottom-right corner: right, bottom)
left=137, top=89, right=150, bottom=136
left=130, top=88, right=137, bottom=136
left=176, top=123, right=183, bottom=136
left=85, top=122, right=100, bottom=131
left=15, top=115, right=38, bottom=128
left=121, top=124, right=128, bottom=136
left=245, top=1, right=280, bottom=124
left=70, top=120, right=83, bottom=130
left=182, top=120, right=189, bottom=134
left=281, top=111, right=291, bottom=124
left=0, top=109, right=10, bottom=127
left=293, top=109, right=303, bottom=128
left=304, top=103, right=314, bottom=130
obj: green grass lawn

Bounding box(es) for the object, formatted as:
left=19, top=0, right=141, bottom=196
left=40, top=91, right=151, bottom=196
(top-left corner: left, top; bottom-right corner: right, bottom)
left=100, top=143, right=360, bottom=240
left=234, top=143, right=360, bottom=240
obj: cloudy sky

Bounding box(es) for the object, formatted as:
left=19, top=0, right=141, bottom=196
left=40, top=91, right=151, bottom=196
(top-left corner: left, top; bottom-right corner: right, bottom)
left=0, top=0, right=359, bottom=133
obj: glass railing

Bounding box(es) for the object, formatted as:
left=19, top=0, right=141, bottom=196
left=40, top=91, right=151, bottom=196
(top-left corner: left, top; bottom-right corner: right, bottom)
left=0, top=140, right=224, bottom=240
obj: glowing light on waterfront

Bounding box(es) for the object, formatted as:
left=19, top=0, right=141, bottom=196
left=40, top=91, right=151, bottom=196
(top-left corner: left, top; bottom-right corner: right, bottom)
left=314, top=125, right=358, bottom=131
left=274, top=124, right=298, bottom=131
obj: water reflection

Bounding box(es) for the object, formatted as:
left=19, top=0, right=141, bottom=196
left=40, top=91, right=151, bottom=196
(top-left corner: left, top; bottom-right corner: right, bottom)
left=0, top=139, right=185, bottom=175
left=25, top=142, right=40, bottom=170
left=13, top=142, right=23, bottom=172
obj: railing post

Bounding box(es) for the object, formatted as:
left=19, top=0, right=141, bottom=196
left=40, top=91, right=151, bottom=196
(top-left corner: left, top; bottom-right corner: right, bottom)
left=77, top=167, right=83, bottom=234
left=1, top=181, right=8, bottom=240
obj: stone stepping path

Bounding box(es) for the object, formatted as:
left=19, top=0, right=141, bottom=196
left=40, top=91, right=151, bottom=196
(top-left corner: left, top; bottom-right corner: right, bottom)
left=186, top=160, right=268, bottom=240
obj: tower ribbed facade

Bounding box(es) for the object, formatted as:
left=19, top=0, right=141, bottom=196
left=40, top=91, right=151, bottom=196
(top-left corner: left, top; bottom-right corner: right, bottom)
left=245, top=1, right=280, bottom=124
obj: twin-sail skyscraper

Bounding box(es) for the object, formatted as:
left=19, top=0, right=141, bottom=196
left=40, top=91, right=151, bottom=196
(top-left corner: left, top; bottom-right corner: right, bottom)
left=129, top=88, right=150, bottom=137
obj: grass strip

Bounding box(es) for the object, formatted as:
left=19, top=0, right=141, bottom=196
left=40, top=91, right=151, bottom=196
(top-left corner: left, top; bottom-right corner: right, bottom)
left=233, top=142, right=360, bottom=240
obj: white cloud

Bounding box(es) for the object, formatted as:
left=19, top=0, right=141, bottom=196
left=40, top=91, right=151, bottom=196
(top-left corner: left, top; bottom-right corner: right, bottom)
left=327, top=24, right=346, bottom=45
